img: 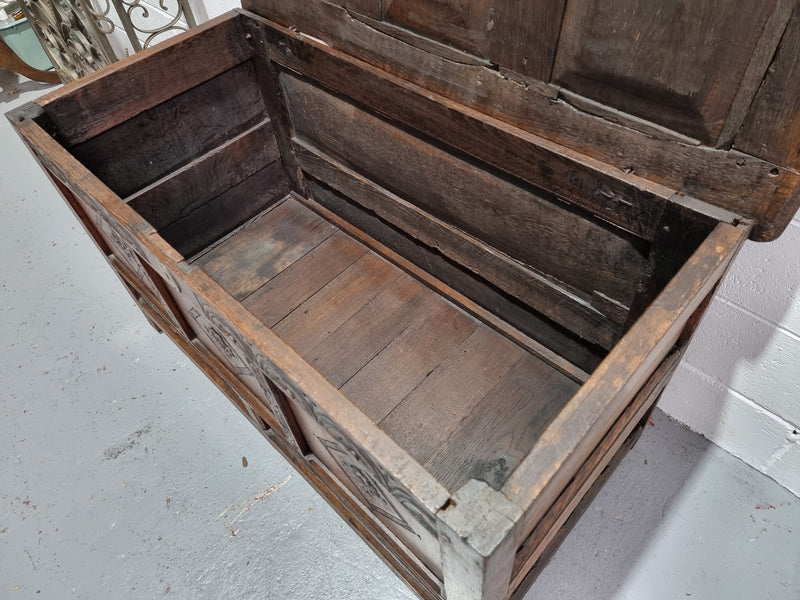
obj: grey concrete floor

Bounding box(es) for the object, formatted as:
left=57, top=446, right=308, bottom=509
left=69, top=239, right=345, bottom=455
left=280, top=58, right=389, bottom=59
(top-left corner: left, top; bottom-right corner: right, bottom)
left=2, top=77, right=799, bottom=600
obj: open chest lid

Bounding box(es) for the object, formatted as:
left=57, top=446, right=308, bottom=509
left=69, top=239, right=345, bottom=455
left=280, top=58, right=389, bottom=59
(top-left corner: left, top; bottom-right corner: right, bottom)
left=240, top=0, right=800, bottom=241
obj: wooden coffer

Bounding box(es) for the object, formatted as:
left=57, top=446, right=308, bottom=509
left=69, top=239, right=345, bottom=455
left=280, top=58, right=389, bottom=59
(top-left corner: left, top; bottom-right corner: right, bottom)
left=8, top=2, right=800, bottom=599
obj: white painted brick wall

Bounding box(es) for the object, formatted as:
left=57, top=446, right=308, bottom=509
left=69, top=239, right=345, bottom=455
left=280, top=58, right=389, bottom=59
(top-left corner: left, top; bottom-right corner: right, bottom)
left=660, top=217, right=800, bottom=497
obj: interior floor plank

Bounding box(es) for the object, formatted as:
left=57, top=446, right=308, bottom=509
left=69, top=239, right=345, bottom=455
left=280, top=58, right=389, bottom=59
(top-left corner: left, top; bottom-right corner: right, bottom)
left=380, top=327, right=525, bottom=465
left=272, top=251, right=401, bottom=356
left=341, top=298, right=478, bottom=423
left=193, top=197, right=337, bottom=300
left=243, top=231, right=368, bottom=326
left=425, top=353, right=581, bottom=492
left=193, top=195, right=580, bottom=493
left=305, top=273, right=436, bottom=388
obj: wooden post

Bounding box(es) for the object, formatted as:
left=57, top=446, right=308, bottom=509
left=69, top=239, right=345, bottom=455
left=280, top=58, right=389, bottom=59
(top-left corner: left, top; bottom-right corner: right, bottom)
left=438, top=480, right=522, bottom=600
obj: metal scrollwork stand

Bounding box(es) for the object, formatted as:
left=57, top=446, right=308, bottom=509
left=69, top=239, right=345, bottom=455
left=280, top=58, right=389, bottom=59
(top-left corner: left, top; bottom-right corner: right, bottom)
left=19, top=0, right=196, bottom=82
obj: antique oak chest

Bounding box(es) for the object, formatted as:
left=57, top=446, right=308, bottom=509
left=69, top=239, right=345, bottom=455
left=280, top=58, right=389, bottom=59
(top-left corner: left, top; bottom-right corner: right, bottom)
left=8, top=2, right=800, bottom=599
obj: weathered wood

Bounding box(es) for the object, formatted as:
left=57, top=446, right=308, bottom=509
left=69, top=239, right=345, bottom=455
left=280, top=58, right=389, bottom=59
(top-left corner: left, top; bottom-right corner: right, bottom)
left=294, top=140, right=627, bottom=346
left=437, top=480, right=521, bottom=600
left=239, top=4, right=800, bottom=240
left=304, top=182, right=601, bottom=377
left=381, top=327, right=524, bottom=465
left=735, top=4, right=800, bottom=169
left=715, top=0, right=795, bottom=149
left=243, top=232, right=368, bottom=326
left=307, top=274, right=435, bottom=387
left=342, top=299, right=477, bottom=422
left=263, top=28, right=669, bottom=243
left=271, top=439, right=445, bottom=600
left=503, top=222, right=750, bottom=546
left=193, top=197, right=336, bottom=299
left=552, top=0, right=779, bottom=143
left=244, top=21, right=310, bottom=196
left=625, top=202, right=718, bottom=329
left=426, top=354, right=579, bottom=492
left=126, top=119, right=280, bottom=227
left=382, top=0, right=567, bottom=81
left=281, top=73, right=647, bottom=309
left=38, top=13, right=252, bottom=145
left=274, top=250, right=401, bottom=356
left=71, top=61, right=267, bottom=198
left=159, top=160, right=290, bottom=259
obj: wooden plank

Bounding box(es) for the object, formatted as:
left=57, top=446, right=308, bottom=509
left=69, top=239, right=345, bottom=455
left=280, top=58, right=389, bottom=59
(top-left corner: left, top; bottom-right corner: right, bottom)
left=281, top=73, right=647, bottom=308
left=382, top=0, right=567, bottom=81
left=342, top=298, right=477, bottom=423
left=193, top=197, right=336, bottom=299
left=264, top=30, right=668, bottom=243
left=38, top=14, right=252, bottom=145
left=295, top=139, right=627, bottom=346
left=243, top=232, right=368, bottom=326
left=426, top=354, right=579, bottom=493
left=126, top=119, right=279, bottom=227
left=70, top=60, right=267, bottom=198
left=380, top=327, right=524, bottom=465
left=307, top=274, right=435, bottom=388
left=715, top=0, right=795, bottom=149
left=338, top=0, right=381, bottom=18
left=238, top=5, right=798, bottom=241
left=502, top=222, right=750, bottom=546
left=736, top=5, right=800, bottom=168
left=273, top=251, right=402, bottom=356
left=304, top=181, right=602, bottom=377
left=159, top=160, right=290, bottom=259
left=552, top=0, right=778, bottom=143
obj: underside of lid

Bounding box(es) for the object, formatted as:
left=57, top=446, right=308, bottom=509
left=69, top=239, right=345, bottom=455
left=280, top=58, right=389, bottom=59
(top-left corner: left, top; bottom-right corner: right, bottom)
left=241, top=0, right=800, bottom=241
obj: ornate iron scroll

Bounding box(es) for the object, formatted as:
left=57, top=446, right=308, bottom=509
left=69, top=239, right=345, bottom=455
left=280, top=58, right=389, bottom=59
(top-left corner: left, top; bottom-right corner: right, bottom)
left=19, top=0, right=197, bottom=82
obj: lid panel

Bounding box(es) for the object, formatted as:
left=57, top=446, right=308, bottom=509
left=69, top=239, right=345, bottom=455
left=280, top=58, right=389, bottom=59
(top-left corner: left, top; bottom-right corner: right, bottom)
left=241, top=1, right=800, bottom=240
left=382, top=0, right=566, bottom=81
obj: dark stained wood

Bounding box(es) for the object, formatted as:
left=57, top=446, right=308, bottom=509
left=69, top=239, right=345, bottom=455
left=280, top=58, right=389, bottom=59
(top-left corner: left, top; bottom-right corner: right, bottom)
left=193, top=197, right=336, bottom=299
left=305, top=180, right=603, bottom=376
left=264, top=31, right=669, bottom=243
left=38, top=13, right=251, bottom=145
left=382, top=0, right=567, bottom=81
left=70, top=61, right=267, bottom=198
left=715, top=0, right=795, bottom=149
left=294, top=139, right=627, bottom=346
left=625, top=202, right=718, bottom=329
left=380, top=327, right=524, bottom=464
left=281, top=73, right=648, bottom=308
left=426, top=354, right=579, bottom=492
left=503, top=222, right=750, bottom=546
left=274, top=251, right=401, bottom=356
left=244, top=232, right=368, bottom=326
left=342, top=298, right=477, bottom=422
left=245, top=22, right=310, bottom=196
left=239, top=5, right=799, bottom=241
left=552, top=0, right=779, bottom=144
left=158, top=160, right=290, bottom=259
left=338, top=0, right=381, bottom=18
left=307, top=274, right=435, bottom=388
left=735, top=4, right=800, bottom=169
left=126, top=119, right=279, bottom=227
